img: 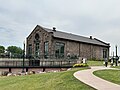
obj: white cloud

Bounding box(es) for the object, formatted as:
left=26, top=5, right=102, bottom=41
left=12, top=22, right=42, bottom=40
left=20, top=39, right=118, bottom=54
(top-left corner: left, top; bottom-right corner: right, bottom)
left=0, top=0, right=120, bottom=54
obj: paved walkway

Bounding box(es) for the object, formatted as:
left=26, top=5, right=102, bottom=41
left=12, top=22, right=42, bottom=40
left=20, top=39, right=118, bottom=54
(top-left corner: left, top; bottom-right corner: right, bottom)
left=74, top=66, right=120, bottom=90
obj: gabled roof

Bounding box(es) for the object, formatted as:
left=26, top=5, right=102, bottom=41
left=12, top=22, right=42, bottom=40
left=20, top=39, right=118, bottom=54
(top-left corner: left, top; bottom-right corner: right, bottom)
left=39, top=25, right=110, bottom=47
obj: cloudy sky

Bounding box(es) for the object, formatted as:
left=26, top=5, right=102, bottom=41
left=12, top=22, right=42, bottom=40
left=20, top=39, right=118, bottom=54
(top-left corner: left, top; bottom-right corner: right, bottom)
left=0, top=0, right=120, bottom=55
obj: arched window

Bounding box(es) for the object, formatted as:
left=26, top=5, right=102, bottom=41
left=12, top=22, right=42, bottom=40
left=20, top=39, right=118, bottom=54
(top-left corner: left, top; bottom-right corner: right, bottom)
left=34, top=33, right=40, bottom=58
left=35, top=33, right=39, bottom=40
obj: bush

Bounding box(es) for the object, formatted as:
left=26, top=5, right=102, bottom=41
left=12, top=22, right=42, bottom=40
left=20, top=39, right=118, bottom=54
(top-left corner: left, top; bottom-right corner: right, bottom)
left=70, top=55, right=78, bottom=59
left=73, top=63, right=88, bottom=67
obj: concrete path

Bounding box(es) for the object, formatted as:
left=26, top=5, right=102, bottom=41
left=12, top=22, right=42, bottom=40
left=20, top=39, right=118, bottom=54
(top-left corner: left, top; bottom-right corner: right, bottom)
left=74, top=66, right=120, bottom=90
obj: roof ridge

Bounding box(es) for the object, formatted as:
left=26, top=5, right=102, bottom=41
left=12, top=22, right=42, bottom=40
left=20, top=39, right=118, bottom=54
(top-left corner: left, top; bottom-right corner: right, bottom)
left=43, top=26, right=92, bottom=40
left=39, top=25, right=110, bottom=47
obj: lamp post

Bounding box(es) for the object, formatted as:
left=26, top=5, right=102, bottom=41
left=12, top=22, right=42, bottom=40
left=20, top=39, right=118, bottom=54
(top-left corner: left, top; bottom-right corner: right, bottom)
left=113, top=51, right=114, bottom=65
left=115, top=45, right=119, bottom=66
left=22, top=41, right=25, bottom=73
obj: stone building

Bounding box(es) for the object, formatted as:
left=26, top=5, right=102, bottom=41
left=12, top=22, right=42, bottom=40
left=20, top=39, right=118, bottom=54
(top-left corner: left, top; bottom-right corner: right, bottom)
left=26, top=25, right=110, bottom=60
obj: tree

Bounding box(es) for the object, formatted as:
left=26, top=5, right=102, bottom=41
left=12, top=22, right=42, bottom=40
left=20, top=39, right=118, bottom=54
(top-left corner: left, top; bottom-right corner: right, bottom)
left=6, top=46, right=23, bottom=58
left=0, top=45, right=5, bottom=54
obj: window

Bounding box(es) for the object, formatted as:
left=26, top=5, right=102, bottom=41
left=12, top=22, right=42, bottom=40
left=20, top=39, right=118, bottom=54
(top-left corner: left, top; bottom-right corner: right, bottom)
left=103, top=49, right=107, bottom=58
left=44, top=41, right=49, bottom=58
left=35, top=42, right=40, bottom=57
left=55, top=42, right=65, bottom=58
left=34, top=33, right=40, bottom=57
left=35, top=33, right=39, bottom=40
left=28, top=44, right=32, bottom=55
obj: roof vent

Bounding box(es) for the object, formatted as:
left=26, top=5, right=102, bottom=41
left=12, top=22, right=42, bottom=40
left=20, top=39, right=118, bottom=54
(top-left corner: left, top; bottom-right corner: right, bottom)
left=90, top=36, right=92, bottom=39
left=53, top=27, right=56, bottom=31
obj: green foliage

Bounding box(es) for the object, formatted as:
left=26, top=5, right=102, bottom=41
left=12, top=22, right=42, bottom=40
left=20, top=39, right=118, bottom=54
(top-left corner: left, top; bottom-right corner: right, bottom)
left=7, top=46, right=22, bottom=54
left=6, top=46, right=23, bottom=58
left=70, top=55, right=78, bottom=59
left=111, top=66, right=120, bottom=69
left=0, top=45, right=5, bottom=53
left=0, top=68, right=95, bottom=90
left=93, top=69, right=120, bottom=85
left=73, top=63, right=88, bottom=67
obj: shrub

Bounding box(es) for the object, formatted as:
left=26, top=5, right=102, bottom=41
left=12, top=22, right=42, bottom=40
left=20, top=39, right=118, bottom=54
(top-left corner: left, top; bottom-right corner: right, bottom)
left=73, top=63, right=88, bottom=67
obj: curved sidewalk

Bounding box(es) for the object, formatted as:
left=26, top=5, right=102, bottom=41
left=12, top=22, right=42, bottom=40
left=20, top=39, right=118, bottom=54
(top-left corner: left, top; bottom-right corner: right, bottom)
left=74, top=66, right=120, bottom=90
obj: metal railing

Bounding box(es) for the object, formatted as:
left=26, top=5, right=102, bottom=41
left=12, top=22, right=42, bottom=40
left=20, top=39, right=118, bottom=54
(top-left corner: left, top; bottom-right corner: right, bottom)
left=0, top=54, right=79, bottom=60
left=0, top=60, right=77, bottom=68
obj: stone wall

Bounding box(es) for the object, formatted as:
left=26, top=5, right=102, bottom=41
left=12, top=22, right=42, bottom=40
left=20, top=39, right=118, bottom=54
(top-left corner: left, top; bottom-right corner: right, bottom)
left=26, top=26, right=109, bottom=60
left=26, top=25, right=53, bottom=57
left=52, top=38, right=109, bottom=60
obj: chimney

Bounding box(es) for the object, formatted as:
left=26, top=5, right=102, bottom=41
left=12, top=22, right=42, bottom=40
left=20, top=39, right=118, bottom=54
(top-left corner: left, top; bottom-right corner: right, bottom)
left=90, top=36, right=92, bottom=39
left=53, top=27, right=56, bottom=31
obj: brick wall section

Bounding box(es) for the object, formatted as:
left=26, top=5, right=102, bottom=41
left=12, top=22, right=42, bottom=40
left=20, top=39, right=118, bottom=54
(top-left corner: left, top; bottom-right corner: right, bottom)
left=67, top=41, right=79, bottom=55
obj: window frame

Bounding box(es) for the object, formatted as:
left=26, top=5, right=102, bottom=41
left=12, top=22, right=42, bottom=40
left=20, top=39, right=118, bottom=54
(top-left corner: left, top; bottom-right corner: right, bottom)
left=103, top=49, right=107, bottom=59
left=44, top=41, right=49, bottom=59
left=55, top=42, right=65, bottom=58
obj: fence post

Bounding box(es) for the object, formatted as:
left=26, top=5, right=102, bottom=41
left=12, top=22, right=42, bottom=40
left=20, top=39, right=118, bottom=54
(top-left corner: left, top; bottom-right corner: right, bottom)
left=9, top=68, right=11, bottom=73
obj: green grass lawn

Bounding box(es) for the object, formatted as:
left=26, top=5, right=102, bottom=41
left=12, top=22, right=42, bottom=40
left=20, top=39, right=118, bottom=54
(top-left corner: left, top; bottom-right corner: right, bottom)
left=0, top=68, right=95, bottom=90
left=93, top=69, right=120, bottom=85
left=87, top=60, right=104, bottom=66
left=111, top=66, right=120, bottom=69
